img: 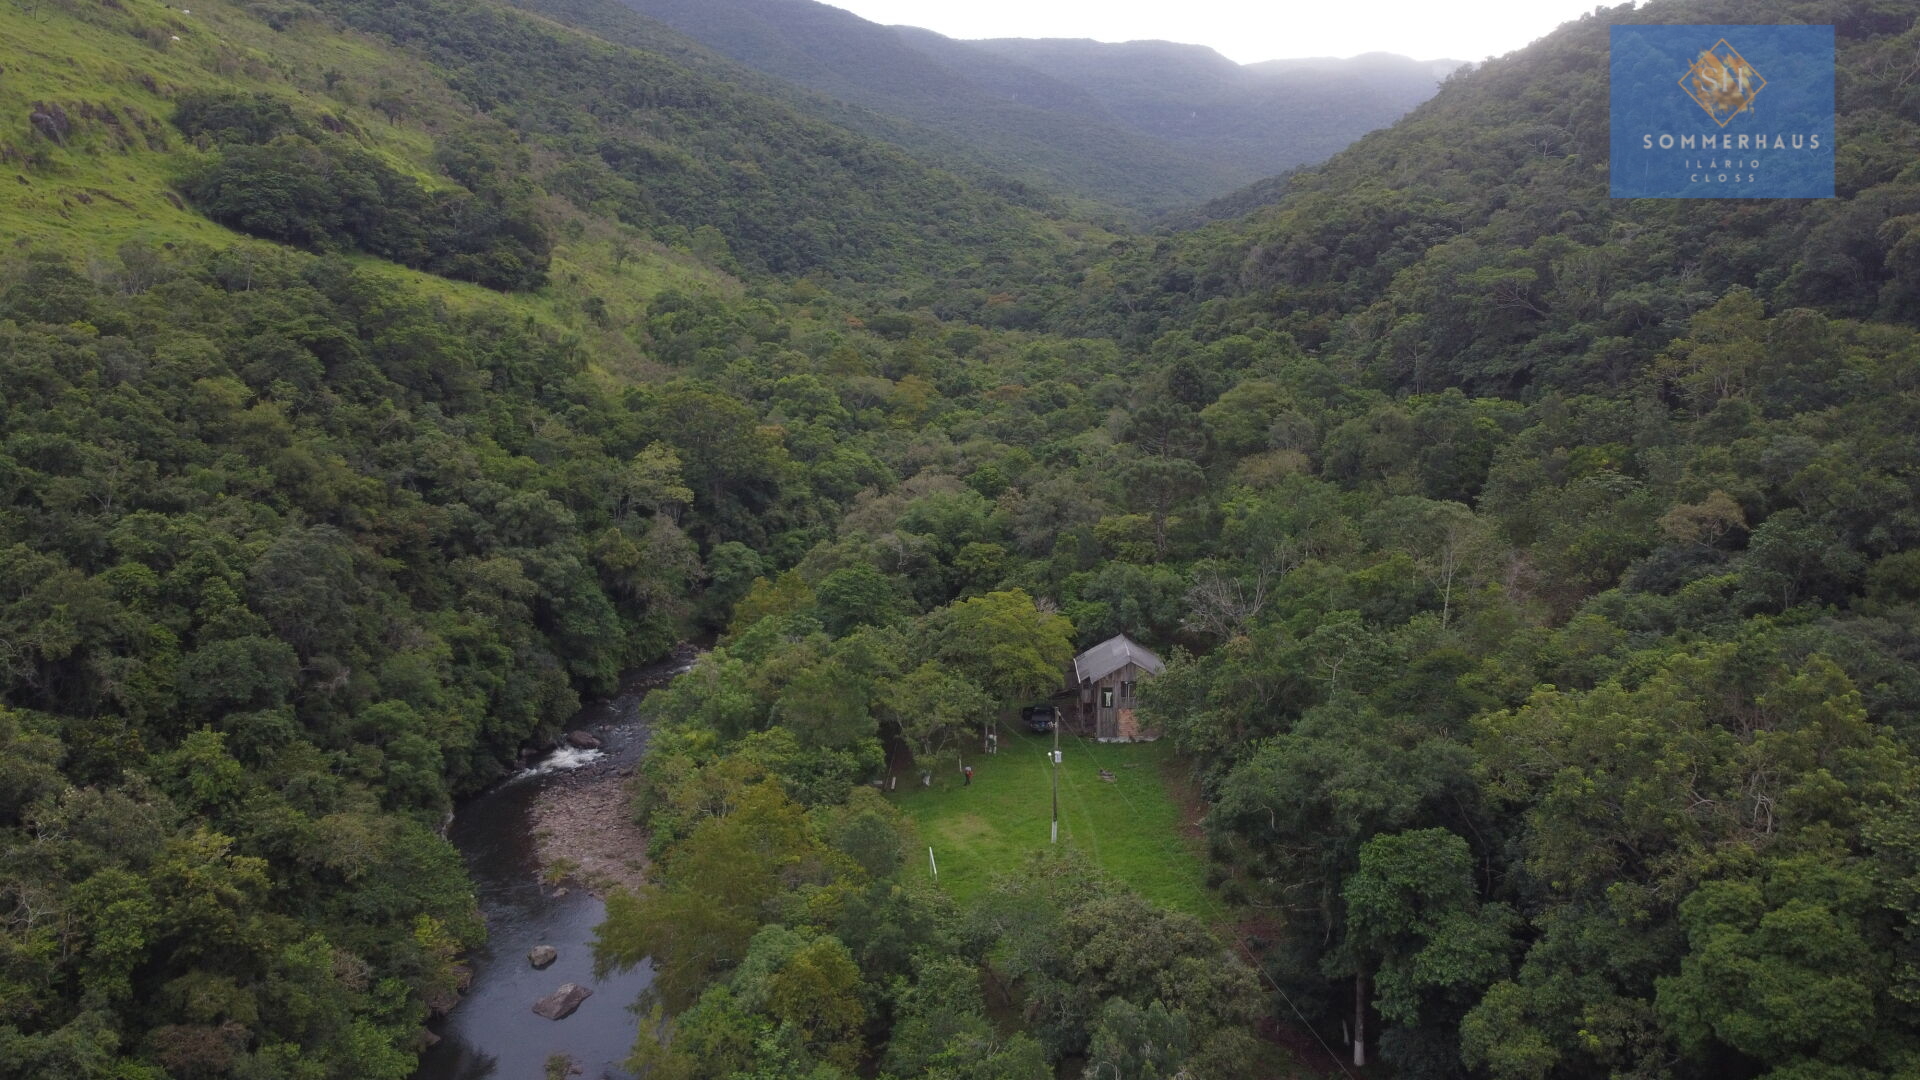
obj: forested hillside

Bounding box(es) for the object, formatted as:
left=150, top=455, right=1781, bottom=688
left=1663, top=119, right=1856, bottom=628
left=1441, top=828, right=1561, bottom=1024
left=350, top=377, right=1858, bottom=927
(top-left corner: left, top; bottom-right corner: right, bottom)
left=1072, top=0, right=1920, bottom=360
left=534, top=0, right=1240, bottom=212
left=593, top=0, right=1454, bottom=212
left=6, top=0, right=1920, bottom=1078
left=0, top=0, right=1102, bottom=1075
left=0, top=0, right=1078, bottom=288
left=1062, top=2, right=1920, bottom=1078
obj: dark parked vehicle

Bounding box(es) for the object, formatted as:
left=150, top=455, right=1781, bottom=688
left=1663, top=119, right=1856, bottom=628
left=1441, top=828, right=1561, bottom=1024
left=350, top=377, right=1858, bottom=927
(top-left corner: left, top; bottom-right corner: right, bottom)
left=1021, top=704, right=1057, bottom=733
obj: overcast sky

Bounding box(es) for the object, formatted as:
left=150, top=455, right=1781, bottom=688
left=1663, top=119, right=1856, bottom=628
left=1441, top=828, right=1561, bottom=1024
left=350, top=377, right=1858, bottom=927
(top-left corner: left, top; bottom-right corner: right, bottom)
left=824, top=0, right=1614, bottom=64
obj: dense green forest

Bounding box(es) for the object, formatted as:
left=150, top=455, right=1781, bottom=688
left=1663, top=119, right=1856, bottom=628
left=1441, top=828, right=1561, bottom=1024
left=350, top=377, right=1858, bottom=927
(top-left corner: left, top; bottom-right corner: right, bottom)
left=5, top=0, right=1920, bottom=1077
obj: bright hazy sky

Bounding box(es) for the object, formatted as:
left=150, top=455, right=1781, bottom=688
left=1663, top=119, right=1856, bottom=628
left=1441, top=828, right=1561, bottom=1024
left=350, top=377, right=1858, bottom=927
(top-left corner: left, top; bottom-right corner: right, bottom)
left=825, top=0, right=1615, bottom=64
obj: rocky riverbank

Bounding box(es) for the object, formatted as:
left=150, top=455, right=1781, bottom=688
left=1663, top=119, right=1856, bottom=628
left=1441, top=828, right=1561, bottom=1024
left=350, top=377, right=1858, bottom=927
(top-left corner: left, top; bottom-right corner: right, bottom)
left=529, top=756, right=650, bottom=896
left=524, top=646, right=697, bottom=896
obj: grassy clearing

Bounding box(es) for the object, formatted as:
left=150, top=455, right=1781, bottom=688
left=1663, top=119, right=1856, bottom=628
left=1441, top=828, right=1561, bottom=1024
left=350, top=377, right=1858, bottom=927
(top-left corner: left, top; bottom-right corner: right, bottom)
left=891, top=723, right=1221, bottom=921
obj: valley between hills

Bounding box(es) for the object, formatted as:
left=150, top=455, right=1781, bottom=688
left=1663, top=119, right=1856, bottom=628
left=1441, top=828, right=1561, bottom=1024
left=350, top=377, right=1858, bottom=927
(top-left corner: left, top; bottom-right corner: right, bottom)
left=2, top=1, right=1919, bottom=1078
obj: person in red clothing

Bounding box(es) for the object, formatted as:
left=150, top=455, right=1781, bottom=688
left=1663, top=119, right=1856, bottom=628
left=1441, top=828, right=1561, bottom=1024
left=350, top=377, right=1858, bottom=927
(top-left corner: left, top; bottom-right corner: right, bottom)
left=963, top=765, right=974, bottom=786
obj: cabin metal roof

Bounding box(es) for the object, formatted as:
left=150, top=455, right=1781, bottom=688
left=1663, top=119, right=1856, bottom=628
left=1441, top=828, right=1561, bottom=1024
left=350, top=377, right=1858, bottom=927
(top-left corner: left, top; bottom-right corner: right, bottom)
left=1072, top=634, right=1166, bottom=685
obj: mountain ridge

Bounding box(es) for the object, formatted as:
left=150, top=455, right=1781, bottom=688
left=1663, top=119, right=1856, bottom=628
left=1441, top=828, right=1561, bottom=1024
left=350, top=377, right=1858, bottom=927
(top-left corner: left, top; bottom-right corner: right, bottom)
left=958, top=35, right=1464, bottom=181
left=595, top=0, right=1459, bottom=211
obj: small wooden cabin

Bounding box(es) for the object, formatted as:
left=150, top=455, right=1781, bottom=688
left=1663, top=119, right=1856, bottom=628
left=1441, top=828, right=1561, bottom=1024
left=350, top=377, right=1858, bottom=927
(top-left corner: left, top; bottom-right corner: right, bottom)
left=1071, top=634, right=1166, bottom=742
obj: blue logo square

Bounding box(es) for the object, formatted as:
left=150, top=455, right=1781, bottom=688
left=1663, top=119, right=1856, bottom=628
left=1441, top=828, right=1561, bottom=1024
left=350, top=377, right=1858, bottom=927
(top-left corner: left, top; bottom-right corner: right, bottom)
left=1610, top=24, right=1834, bottom=199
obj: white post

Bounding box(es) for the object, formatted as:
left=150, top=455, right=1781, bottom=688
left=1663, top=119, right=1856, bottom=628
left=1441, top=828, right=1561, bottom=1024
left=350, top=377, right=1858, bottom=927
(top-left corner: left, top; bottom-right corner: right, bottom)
left=928, top=846, right=937, bottom=880
left=1050, top=728, right=1061, bottom=845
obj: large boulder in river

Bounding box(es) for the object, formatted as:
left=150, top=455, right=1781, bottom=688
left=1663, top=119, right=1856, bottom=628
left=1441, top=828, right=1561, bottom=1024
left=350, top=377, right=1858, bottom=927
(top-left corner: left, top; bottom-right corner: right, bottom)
left=566, top=730, right=601, bottom=750
left=532, top=983, right=592, bottom=1020
left=528, top=945, right=558, bottom=969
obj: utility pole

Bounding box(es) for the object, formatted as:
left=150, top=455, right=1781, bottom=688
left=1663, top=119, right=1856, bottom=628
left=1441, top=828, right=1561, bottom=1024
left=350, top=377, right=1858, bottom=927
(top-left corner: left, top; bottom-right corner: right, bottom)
left=1050, top=716, right=1061, bottom=844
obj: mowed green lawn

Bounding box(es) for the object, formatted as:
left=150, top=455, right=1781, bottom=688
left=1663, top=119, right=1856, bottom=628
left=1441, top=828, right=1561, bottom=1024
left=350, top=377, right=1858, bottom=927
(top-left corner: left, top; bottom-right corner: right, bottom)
left=891, top=723, right=1220, bottom=920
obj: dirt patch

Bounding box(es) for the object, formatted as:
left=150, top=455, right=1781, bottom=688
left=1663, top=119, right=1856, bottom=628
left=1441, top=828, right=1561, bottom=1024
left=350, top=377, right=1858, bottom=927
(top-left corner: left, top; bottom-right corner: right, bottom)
left=529, top=764, right=649, bottom=896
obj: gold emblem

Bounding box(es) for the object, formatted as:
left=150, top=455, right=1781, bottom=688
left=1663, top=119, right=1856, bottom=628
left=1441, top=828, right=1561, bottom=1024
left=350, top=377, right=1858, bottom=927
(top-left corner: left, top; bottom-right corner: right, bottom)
left=1679, top=39, right=1766, bottom=127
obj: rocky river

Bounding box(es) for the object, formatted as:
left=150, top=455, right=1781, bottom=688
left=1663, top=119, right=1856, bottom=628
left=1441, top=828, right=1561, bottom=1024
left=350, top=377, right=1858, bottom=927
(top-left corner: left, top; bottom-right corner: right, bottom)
left=412, top=648, right=697, bottom=1080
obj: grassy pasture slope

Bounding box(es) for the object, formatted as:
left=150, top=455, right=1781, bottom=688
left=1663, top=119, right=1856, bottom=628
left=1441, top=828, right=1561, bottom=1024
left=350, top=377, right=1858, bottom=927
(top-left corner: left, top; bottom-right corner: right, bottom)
left=0, top=0, right=731, bottom=376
